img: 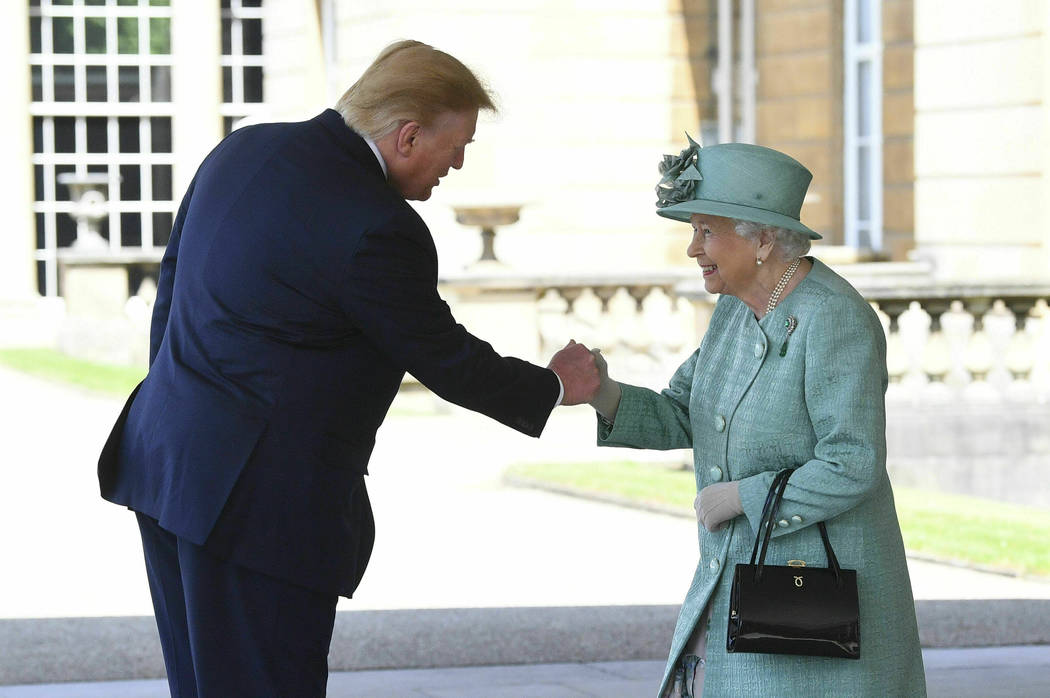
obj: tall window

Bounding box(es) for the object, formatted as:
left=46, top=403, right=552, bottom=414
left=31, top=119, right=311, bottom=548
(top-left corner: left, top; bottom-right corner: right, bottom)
left=221, top=0, right=263, bottom=135
left=844, top=0, right=883, bottom=250
left=29, top=0, right=176, bottom=297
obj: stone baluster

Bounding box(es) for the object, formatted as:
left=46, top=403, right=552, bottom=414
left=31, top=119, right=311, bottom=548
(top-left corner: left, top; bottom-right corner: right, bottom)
left=939, top=300, right=975, bottom=390
left=1027, top=299, right=1050, bottom=399
left=896, top=301, right=931, bottom=392
left=981, top=300, right=1016, bottom=393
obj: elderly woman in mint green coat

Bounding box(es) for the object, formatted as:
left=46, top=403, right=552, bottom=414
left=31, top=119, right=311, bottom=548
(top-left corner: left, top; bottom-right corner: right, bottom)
left=588, top=140, right=926, bottom=697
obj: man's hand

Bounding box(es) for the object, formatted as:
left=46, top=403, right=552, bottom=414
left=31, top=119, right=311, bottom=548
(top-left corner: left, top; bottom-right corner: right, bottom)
left=695, top=481, right=743, bottom=532
left=547, top=340, right=601, bottom=406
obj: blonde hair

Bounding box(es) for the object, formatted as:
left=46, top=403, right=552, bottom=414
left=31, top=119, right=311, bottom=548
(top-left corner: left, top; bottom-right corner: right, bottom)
left=336, top=40, right=496, bottom=140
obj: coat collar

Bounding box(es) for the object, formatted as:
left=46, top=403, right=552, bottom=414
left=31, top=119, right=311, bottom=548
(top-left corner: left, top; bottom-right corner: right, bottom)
left=314, top=109, right=386, bottom=181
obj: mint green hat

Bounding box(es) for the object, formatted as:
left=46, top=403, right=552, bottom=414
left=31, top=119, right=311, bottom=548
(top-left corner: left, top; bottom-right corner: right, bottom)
left=655, top=136, right=822, bottom=239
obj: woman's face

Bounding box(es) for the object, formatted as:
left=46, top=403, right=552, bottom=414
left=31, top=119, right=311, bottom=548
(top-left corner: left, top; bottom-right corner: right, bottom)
left=686, top=213, right=759, bottom=297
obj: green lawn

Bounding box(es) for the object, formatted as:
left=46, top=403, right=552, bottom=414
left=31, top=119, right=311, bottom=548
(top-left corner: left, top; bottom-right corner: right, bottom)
left=0, top=347, right=145, bottom=397
left=506, top=461, right=1050, bottom=579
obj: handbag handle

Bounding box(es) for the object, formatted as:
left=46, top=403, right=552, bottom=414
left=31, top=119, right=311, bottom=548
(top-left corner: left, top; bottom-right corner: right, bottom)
left=748, top=467, right=845, bottom=587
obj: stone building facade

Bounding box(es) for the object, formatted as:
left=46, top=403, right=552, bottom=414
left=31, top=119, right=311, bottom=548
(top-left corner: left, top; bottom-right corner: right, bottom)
left=1, top=0, right=1048, bottom=327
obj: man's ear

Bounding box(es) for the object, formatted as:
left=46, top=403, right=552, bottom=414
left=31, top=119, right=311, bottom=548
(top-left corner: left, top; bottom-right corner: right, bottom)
left=395, top=121, right=422, bottom=157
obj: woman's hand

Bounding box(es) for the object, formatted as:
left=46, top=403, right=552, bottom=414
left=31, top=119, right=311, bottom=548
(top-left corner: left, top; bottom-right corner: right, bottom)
left=694, top=481, right=743, bottom=532
left=588, top=348, right=622, bottom=421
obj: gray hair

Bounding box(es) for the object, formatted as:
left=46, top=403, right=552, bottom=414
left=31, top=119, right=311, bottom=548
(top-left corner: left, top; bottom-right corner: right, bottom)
left=733, top=220, right=811, bottom=261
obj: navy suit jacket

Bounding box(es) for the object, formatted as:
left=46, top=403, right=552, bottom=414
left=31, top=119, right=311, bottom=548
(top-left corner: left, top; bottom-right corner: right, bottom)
left=99, top=110, right=560, bottom=596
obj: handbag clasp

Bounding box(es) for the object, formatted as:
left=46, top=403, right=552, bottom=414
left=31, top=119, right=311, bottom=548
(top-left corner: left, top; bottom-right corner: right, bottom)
left=787, top=560, right=807, bottom=568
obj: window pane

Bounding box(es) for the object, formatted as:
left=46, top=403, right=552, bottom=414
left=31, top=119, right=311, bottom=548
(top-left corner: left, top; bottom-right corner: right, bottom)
left=58, top=214, right=77, bottom=248
left=121, top=212, right=142, bottom=247
left=86, top=0, right=107, bottom=5
left=150, top=0, right=172, bottom=5
left=153, top=212, right=173, bottom=246
left=857, top=0, right=873, bottom=43
left=243, top=66, right=263, bottom=103
left=221, top=18, right=232, bottom=54
left=119, top=66, right=140, bottom=101
left=120, top=164, right=141, bottom=201
left=117, top=0, right=139, bottom=6
left=118, top=17, right=139, bottom=53
left=54, top=118, right=76, bottom=153
left=222, top=66, right=233, bottom=102
left=858, top=145, right=871, bottom=221
left=223, top=116, right=236, bottom=135
left=35, top=165, right=45, bottom=202
left=242, top=0, right=262, bottom=7
left=36, top=214, right=46, bottom=250
left=151, top=116, right=172, bottom=152
left=87, top=117, right=108, bottom=153
left=31, top=65, right=43, bottom=101
left=53, top=17, right=75, bottom=53
left=55, top=164, right=75, bottom=199
left=119, top=117, right=140, bottom=153
left=53, top=0, right=75, bottom=5
left=33, top=117, right=44, bottom=153
left=86, top=17, right=107, bottom=54
left=54, top=65, right=75, bottom=101
left=243, top=19, right=262, bottom=55
left=152, top=164, right=173, bottom=200
left=150, top=18, right=171, bottom=54
left=87, top=65, right=107, bottom=101
left=858, top=61, right=871, bottom=137
left=30, top=17, right=42, bottom=54
left=151, top=65, right=171, bottom=101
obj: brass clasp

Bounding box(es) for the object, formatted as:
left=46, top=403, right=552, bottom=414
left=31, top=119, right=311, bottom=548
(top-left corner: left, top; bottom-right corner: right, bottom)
left=786, top=560, right=807, bottom=568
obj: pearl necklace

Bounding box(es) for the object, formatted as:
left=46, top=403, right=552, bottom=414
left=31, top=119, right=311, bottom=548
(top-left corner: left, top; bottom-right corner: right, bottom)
left=765, top=257, right=802, bottom=315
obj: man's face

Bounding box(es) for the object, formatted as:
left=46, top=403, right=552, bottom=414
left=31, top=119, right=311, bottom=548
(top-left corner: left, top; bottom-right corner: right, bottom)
left=394, top=109, right=478, bottom=201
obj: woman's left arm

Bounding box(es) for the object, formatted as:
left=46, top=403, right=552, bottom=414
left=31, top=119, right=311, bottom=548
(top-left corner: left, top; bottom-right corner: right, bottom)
left=738, top=292, right=888, bottom=533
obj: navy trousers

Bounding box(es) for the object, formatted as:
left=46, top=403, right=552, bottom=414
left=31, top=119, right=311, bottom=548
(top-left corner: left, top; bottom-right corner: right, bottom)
left=136, top=513, right=339, bottom=698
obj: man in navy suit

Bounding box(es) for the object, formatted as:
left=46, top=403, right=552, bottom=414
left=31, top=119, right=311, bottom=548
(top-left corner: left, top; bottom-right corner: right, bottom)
left=98, top=40, right=600, bottom=697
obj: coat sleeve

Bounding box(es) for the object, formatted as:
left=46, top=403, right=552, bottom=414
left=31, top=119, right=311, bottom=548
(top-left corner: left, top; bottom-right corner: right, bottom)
left=148, top=174, right=196, bottom=366
left=594, top=348, right=698, bottom=451
left=737, top=292, right=889, bottom=536
left=337, top=214, right=559, bottom=437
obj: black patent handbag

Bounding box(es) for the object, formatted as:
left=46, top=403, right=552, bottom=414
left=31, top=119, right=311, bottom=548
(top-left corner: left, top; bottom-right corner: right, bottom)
left=726, top=468, right=861, bottom=659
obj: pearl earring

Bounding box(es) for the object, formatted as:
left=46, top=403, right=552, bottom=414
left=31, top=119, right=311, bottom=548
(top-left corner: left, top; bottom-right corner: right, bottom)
left=756, top=258, right=763, bottom=266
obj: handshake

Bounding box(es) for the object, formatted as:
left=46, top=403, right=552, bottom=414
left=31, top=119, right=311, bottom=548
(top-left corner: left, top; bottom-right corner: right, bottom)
left=547, top=340, right=622, bottom=418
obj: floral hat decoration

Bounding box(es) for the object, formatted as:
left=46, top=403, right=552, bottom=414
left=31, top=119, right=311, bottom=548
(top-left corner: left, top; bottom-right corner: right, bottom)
left=654, top=134, right=822, bottom=240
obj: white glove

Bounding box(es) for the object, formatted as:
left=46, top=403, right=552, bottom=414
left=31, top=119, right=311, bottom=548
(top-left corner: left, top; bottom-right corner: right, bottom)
left=695, top=481, right=743, bottom=532
left=587, top=348, right=622, bottom=422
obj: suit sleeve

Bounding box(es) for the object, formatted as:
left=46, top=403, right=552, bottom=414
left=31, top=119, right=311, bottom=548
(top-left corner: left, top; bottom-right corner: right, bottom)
left=738, top=293, right=889, bottom=537
left=338, top=216, right=559, bottom=437
left=149, top=175, right=197, bottom=366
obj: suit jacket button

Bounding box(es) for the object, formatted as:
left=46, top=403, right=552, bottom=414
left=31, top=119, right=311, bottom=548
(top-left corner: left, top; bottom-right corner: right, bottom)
left=708, top=467, right=723, bottom=481
left=714, top=415, right=726, bottom=432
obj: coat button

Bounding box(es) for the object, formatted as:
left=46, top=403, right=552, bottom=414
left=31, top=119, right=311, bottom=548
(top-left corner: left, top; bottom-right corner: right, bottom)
left=777, top=519, right=789, bottom=528
left=714, top=415, right=726, bottom=432
left=753, top=342, right=764, bottom=358
left=709, top=559, right=720, bottom=571
left=708, top=467, right=723, bottom=481
left=791, top=515, right=803, bottom=524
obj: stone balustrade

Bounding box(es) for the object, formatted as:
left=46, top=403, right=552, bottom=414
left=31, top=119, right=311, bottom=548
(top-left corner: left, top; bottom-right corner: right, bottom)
left=441, top=262, right=1050, bottom=404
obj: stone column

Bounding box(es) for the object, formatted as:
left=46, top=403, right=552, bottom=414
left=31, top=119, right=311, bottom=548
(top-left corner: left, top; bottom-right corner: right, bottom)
left=913, top=0, right=1047, bottom=283
left=0, top=3, right=38, bottom=302
left=171, top=0, right=222, bottom=196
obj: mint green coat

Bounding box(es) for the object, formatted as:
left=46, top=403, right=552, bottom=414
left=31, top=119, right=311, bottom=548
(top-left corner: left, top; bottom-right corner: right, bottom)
left=598, top=259, right=925, bottom=697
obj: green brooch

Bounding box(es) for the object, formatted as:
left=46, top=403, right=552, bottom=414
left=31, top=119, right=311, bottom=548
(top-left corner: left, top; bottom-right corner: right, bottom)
left=779, top=316, right=798, bottom=357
